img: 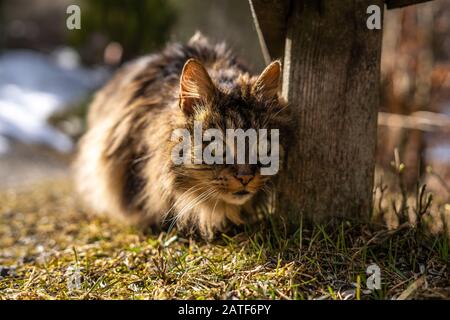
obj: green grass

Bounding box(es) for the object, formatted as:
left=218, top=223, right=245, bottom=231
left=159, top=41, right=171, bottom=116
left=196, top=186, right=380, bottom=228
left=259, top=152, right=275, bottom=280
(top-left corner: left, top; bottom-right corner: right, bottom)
left=0, top=179, right=449, bottom=300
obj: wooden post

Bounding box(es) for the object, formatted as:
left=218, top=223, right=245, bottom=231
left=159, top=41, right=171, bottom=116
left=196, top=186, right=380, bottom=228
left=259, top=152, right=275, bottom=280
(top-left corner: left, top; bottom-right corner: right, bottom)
left=276, top=0, right=384, bottom=225
left=249, top=0, right=434, bottom=228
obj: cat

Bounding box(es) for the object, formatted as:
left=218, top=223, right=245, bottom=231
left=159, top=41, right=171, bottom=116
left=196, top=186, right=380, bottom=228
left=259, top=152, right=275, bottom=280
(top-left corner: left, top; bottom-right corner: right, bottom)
left=74, top=33, right=290, bottom=239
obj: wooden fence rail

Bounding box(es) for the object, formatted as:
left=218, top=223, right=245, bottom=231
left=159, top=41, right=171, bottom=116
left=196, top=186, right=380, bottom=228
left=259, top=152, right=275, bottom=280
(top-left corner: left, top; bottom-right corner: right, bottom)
left=378, top=111, right=450, bottom=132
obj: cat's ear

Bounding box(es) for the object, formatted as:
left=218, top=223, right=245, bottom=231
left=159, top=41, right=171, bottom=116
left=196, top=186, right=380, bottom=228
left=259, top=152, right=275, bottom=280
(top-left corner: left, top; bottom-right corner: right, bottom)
left=252, top=60, right=282, bottom=100
left=179, top=59, right=216, bottom=116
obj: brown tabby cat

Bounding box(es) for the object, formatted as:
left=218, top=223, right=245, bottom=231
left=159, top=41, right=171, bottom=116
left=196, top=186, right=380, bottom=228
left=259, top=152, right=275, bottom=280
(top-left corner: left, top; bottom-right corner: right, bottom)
left=74, top=33, right=290, bottom=239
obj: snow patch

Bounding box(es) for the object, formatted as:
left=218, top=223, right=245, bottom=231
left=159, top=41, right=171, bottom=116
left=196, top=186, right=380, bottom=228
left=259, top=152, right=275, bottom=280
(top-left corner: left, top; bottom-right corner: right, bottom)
left=0, top=48, right=109, bottom=154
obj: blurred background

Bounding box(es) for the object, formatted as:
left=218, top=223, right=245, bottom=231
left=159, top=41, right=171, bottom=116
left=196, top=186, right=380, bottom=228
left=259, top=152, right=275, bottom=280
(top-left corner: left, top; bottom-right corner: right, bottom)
left=0, top=0, right=264, bottom=189
left=0, top=0, right=449, bottom=202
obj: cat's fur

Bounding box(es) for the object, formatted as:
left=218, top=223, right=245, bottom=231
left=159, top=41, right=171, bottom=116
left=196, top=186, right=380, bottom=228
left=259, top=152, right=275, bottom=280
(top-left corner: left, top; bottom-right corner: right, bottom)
left=74, top=33, right=290, bottom=238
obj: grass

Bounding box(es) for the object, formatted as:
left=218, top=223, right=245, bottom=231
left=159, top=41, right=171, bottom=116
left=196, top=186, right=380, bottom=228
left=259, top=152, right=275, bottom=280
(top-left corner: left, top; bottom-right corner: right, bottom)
left=0, top=178, right=449, bottom=300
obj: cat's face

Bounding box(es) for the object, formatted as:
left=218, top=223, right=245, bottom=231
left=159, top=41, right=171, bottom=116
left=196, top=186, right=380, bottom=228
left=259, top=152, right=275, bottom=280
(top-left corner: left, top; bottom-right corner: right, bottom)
left=172, top=59, right=288, bottom=205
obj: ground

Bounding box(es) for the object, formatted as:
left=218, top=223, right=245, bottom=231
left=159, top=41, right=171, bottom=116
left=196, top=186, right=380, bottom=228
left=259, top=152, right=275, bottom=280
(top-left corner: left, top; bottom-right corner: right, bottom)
left=0, top=177, right=449, bottom=300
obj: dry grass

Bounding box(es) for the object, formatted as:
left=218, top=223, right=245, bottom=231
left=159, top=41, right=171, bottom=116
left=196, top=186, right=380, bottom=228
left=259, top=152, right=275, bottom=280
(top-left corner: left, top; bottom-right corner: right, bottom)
left=0, top=179, right=449, bottom=300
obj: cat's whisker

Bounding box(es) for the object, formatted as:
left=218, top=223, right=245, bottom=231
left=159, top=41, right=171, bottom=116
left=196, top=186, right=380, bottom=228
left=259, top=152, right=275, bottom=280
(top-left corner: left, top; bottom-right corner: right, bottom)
left=169, top=188, right=217, bottom=232
left=211, top=197, right=220, bottom=217
left=176, top=189, right=216, bottom=220
left=162, top=184, right=209, bottom=221
left=132, top=154, right=153, bottom=164
left=172, top=183, right=212, bottom=205
left=260, top=181, right=275, bottom=199
left=171, top=186, right=215, bottom=220
left=166, top=187, right=212, bottom=232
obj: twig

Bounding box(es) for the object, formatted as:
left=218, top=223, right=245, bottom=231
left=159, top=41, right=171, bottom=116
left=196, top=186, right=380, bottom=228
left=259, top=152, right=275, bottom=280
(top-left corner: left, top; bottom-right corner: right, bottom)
left=397, top=276, right=426, bottom=300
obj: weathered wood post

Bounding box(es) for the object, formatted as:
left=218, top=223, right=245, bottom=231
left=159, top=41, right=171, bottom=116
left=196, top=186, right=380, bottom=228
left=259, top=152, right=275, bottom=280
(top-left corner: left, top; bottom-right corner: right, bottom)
left=249, top=0, right=433, bottom=227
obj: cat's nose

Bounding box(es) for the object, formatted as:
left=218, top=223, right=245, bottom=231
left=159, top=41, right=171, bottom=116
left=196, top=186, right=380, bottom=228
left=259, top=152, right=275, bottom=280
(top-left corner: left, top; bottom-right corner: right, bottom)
left=235, top=174, right=254, bottom=186
left=234, top=165, right=255, bottom=185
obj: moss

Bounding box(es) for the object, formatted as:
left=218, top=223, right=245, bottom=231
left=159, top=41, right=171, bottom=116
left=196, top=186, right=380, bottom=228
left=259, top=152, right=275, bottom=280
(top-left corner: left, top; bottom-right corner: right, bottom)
left=0, top=179, right=448, bottom=300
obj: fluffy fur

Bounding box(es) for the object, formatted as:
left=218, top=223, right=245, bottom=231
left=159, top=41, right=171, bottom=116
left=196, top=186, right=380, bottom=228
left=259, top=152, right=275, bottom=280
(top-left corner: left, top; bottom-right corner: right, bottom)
left=74, top=33, right=290, bottom=239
